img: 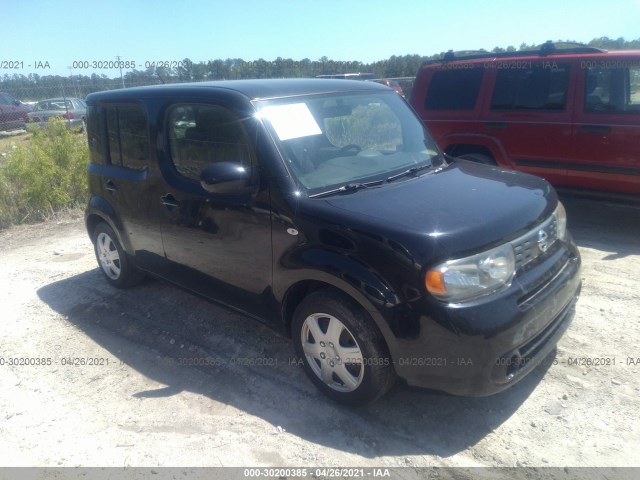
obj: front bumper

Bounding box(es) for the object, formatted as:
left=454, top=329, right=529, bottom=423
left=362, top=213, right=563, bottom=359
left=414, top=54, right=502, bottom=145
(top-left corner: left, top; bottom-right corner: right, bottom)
left=390, top=239, right=582, bottom=396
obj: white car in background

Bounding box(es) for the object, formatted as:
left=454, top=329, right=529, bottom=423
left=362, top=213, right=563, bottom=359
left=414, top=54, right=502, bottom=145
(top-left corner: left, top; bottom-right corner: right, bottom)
left=26, top=97, right=87, bottom=130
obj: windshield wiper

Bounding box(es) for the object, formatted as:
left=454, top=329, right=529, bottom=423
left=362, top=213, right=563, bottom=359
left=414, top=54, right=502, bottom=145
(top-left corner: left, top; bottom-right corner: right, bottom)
left=309, top=180, right=384, bottom=198
left=386, top=162, right=433, bottom=183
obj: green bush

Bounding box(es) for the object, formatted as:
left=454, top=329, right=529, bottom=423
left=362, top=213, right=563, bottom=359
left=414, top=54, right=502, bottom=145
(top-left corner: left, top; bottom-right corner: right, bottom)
left=0, top=119, right=89, bottom=228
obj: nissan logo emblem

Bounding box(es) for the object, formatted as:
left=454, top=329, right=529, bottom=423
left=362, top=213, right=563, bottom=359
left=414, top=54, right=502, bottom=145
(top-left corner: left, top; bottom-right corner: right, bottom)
left=538, top=229, right=549, bottom=252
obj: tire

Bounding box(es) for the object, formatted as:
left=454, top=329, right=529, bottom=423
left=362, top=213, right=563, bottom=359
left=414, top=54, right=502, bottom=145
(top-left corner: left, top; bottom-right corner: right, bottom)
left=457, top=153, right=496, bottom=165
left=92, top=222, right=143, bottom=288
left=292, top=289, right=395, bottom=406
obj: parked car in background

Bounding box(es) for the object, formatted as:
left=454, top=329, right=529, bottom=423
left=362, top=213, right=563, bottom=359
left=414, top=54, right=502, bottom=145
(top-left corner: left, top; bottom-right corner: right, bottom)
left=0, top=92, right=32, bottom=131
left=410, top=42, right=640, bottom=197
left=316, top=73, right=375, bottom=80
left=26, top=97, right=87, bottom=130
left=85, top=79, right=581, bottom=405
left=370, top=78, right=405, bottom=96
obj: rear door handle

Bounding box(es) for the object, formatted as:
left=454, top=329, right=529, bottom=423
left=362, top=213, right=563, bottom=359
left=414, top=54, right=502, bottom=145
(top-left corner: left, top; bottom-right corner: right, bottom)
left=105, top=179, right=118, bottom=192
left=580, top=125, right=612, bottom=134
left=485, top=122, right=507, bottom=129
left=160, top=193, right=181, bottom=209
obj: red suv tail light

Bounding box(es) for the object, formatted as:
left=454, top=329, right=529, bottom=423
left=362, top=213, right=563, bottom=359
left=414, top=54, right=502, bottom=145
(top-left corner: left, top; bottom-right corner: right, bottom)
left=64, top=111, right=74, bottom=120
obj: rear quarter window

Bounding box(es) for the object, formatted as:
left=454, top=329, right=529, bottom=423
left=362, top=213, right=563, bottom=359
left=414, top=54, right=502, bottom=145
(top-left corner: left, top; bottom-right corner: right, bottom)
left=584, top=64, right=640, bottom=114
left=86, top=105, right=105, bottom=166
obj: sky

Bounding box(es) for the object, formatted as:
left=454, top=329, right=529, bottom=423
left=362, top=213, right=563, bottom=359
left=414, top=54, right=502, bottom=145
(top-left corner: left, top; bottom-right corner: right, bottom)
left=3, top=0, right=640, bottom=77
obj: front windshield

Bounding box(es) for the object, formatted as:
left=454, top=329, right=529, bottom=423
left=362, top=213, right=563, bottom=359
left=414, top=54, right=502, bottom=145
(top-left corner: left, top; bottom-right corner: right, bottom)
left=257, top=91, right=442, bottom=195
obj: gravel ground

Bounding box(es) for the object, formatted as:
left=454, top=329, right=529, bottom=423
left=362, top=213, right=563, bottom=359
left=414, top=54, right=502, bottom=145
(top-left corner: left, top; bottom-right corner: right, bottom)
left=0, top=195, right=638, bottom=475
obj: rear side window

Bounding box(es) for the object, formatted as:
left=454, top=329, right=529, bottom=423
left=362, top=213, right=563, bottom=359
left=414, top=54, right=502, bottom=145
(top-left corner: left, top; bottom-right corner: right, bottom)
left=105, top=104, right=149, bottom=171
left=491, top=64, right=570, bottom=111
left=424, top=67, right=484, bottom=110
left=584, top=65, right=640, bottom=113
left=167, top=104, right=253, bottom=182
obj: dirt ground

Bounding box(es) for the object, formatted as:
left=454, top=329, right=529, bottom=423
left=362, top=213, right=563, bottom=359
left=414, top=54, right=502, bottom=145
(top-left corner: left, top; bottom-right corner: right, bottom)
left=0, top=194, right=639, bottom=474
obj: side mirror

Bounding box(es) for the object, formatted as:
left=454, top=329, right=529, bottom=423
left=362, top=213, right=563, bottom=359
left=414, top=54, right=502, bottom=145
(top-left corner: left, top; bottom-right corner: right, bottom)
left=200, top=161, right=251, bottom=194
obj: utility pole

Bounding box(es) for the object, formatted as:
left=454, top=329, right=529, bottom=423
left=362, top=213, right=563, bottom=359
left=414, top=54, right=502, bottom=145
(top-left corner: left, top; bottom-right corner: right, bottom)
left=116, top=55, right=125, bottom=88
left=68, top=67, right=79, bottom=97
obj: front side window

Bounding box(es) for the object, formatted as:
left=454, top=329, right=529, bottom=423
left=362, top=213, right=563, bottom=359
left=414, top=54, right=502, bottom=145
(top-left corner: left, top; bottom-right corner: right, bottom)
left=491, top=63, right=569, bottom=111
left=585, top=65, right=640, bottom=113
left=168, top=104, right=253, bottom=182
left=424, top=67, right=484, bottom=110
left=258, top=91, right=441, bottom=195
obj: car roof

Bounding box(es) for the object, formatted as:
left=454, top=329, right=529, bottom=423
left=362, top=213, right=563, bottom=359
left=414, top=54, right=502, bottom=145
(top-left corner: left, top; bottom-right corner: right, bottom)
left=422, top=48, right=640, bottom=68
left=86, top=78, right=390, bottom=103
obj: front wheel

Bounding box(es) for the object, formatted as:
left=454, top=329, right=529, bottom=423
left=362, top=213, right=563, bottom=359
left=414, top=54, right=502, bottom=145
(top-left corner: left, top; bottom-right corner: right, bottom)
left=92, top=222, right=143, bottom=288
left=292, top=290, right=395, bottom=406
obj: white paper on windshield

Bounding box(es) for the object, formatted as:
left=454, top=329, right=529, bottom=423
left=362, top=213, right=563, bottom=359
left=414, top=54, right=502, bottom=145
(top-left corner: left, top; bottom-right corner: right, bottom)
left=260, top=103, right=322, bottom=141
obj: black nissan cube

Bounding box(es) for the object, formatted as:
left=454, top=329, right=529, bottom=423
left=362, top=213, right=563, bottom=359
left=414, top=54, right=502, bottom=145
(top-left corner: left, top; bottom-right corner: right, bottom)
left=85, top=79, right=581, bottom=405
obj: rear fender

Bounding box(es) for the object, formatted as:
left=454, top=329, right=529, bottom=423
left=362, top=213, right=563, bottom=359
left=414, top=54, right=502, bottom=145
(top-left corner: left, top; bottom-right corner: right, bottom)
left=85, top=196, right=132, bottom=254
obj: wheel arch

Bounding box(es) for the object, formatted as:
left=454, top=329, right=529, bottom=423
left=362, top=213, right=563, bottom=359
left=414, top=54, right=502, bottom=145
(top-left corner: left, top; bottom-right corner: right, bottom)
left=440, top=134, right=511, bottom=167
left=279, top=275, right=401, bottom=369
left=85, top=196, right=132, bottom=254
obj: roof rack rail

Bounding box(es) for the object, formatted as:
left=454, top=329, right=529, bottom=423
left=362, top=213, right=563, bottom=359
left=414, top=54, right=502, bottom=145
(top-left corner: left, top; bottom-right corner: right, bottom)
left=428, top=41, right=607, bottom=65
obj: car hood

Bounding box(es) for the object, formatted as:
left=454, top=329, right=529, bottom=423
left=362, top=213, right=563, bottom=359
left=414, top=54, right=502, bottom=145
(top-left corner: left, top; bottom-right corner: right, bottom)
left=302, top=160, right=556, bottom=264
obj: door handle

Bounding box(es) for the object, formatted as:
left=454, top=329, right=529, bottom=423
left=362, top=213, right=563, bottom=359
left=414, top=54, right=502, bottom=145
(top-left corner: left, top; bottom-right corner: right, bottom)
left=485, top=122, right=507, bottom=129
left=580, top=125, right=612, bottom=134
left=105, top=179, right=118, bottom=192
left=160, top=193, right=181, bottom=208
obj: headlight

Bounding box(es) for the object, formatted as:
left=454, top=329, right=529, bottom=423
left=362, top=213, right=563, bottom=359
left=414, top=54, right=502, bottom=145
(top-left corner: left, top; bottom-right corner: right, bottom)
left=426, top=243, right=515, bottom=303
left=553, top=202, right=567, bottom=240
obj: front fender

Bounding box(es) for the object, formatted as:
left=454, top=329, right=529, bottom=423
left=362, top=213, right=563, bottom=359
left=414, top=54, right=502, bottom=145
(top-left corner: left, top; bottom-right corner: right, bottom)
left=279, top=247, right=400, bottom=308
left=275, top=247, right=409, bottom=363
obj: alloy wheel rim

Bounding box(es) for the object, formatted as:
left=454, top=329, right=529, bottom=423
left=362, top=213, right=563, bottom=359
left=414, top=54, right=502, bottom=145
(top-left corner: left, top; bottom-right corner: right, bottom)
left=96, top=232, right=121, bottom=280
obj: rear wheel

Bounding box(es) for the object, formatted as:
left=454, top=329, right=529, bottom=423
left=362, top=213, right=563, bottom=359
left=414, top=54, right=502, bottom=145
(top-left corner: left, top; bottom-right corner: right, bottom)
left=93, top=222, right=143, bottom=288
left=457, top=153, right=496, bottom=165
left=292, top=290, right=395, bottom=406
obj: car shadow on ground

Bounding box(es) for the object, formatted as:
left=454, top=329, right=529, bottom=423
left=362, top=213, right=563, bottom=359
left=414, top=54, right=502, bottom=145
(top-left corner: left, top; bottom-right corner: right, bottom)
left=38, top=269, right=551, bottom=459
left=560, top=193, right=640, bottom=258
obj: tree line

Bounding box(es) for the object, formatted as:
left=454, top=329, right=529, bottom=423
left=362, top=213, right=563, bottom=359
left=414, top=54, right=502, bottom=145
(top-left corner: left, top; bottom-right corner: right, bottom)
left=2, top=36, right=639, bottom=101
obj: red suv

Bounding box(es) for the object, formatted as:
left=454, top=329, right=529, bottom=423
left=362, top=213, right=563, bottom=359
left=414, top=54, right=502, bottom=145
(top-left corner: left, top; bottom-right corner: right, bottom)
left=410, top=42, right=640, bottom=197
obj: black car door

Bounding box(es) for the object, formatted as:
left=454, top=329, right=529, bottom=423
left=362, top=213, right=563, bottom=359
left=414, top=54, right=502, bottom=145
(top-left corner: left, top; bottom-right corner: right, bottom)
left=157, top=101, right=273, bottom=320
left=90, top=102, right=166, bottom=270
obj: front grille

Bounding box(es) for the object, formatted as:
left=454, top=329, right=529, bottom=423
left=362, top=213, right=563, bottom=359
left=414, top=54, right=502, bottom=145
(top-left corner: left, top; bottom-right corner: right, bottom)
left=518, top=249, right=571, bottom=306
left=510, top=215, right=558, bottom=270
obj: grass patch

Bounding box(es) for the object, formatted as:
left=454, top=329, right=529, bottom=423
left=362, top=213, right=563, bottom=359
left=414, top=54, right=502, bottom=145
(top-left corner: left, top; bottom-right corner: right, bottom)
left=0, top=119, right=89, bottom=229
left=0, top=130, right=31, bottom=160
